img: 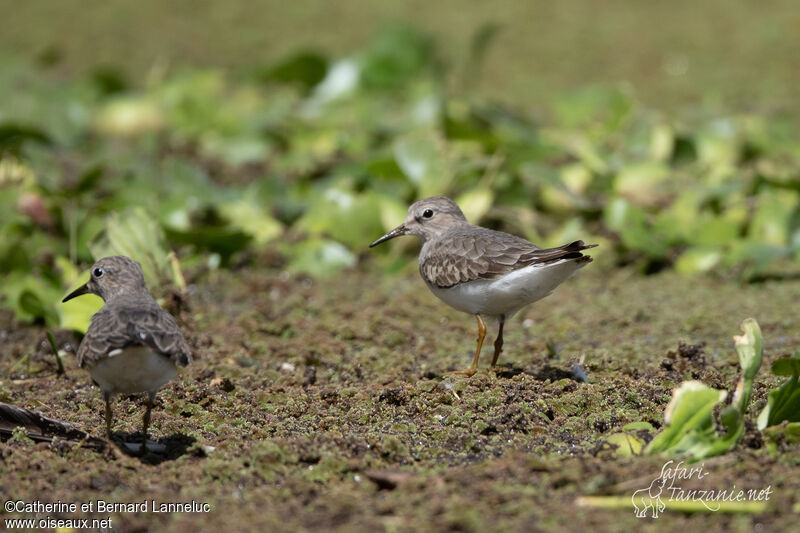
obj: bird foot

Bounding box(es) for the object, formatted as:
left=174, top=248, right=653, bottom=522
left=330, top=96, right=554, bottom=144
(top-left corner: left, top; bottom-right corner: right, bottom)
left=448, top=368, right=477, bottom=377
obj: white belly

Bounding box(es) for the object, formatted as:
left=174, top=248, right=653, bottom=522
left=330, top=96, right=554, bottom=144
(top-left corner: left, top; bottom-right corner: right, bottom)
left=427, top=258, right=586, bottom=318
left=90, top=346, right=177, bottom=395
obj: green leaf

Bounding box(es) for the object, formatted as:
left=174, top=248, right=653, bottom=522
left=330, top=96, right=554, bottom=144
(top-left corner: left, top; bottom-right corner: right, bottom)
left=393, top=130, right=452, bottom=197
left=260, top=51, right=328, bottom=91
left=675, top=247, right=723, bottom=275
left=646, top=381, right=745, bottom=460
left=613, top=162, right=670, bottom=207
left=59, top=271, right=102, bottom=333
left=285, top=239, right=356, bottom=278
left=621, top=421, right=655, bottom=432
left=165, top=226, right=251, bottom=266
left=646, top=380, right=727, bottom=456
left=605, top=432, right=645, bottom=456
left=646, top=319, right=760, bottom=460
left=757, top=351, right=800, bottom=430
left=377, top=195, right=408, bottom=232
left=551, top=85, right=633, bottom=132
left=749, top=191, right=797, bottom=246
left=88, top=207, right=177, bottom=289
left=360, top=24, right=433, bottom=90
left=733, top=318, right=763, bottom=383
left=18, top=289, right=57, bottom=325
left=0, top=273, right=61, bottom=325
left=295, top=188, right=383, bottom=249
left=604, top=198, right=668, bottom=258
left=94, top=96, right=164, bottom=137
left=219, top=194, right=283, bottom=245
left=0, top=122, right=52, bottom=156
left=771, top=356, right=800, bottom=377
left=455, top=188, right=493, bottom=224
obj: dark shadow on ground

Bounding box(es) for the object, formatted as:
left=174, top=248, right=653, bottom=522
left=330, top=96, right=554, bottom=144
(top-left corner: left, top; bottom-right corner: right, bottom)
left=113, top=432, right=198, bottom=464
left=426, top=364, right=588, bottom=382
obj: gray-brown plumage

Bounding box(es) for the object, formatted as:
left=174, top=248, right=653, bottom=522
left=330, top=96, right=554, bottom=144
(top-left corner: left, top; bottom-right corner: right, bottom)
left=420, top=226, right=594, bottom=288
left=370, top=196, right=596, bottom=375
left=77, top=301, right=191, bottom=369
left=62, top=256, right=191, bottom=452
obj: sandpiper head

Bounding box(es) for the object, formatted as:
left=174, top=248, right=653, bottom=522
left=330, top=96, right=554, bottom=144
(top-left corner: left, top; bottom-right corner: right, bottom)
left=370, top=196, right=468, bottom=247
left=62, top=256, right=148, bottom=303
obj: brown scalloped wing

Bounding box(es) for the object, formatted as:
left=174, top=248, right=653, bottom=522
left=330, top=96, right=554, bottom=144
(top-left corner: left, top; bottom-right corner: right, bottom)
left=421, top=228, right=596, bottom=289
left=77, top=304, right=192, bottom=369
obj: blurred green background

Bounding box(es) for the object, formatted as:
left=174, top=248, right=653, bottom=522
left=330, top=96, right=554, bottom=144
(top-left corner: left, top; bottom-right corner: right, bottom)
left=3, top=0, right=799, bottom=111
left=1, top=0, right=799, bottom=330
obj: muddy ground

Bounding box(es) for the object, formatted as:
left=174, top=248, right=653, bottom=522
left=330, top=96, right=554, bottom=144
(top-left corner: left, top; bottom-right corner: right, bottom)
left=1, top=261, right=798, bottom=532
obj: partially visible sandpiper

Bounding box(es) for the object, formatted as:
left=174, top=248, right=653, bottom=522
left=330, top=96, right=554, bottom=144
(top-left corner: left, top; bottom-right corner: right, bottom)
left=370, top=196, right=596, bottom=376
left=62, top=256, right=191, bottom=452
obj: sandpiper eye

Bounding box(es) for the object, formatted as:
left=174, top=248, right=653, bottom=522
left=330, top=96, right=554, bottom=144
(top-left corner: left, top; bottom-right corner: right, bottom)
left=93, top=267, right=104, bottom=278
left=422, top=209, right=434, bottom=219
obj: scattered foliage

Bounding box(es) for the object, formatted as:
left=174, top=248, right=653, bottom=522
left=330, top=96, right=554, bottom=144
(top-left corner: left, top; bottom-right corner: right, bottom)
left=646, top=319, right=763, bottom=460
left=2, top=25, right=800, bottom=327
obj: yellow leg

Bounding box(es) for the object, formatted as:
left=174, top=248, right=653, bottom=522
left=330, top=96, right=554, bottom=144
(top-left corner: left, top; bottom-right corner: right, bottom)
left=450, top=315, right=486, bottom=377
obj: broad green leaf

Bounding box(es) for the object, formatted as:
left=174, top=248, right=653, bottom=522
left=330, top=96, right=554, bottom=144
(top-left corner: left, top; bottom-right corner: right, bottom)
left=696, top=119, right=739, bottom=167
left=455, top=188, right=493, bottom=223
left=647, top=319, right=760, bottom=460
left=0, top=122, right=52, bottom=156
left=675, top=247, right=723, bottom=275
left=295, top=188, right=383, bottom=249
left=688, top=216, right=740, bottom=247
left=621, top=421, right=654, bottom=432
left=560, top=163, right=593, bottom=195
left=219, top=195, right=283, bottom=245
left=652, top=190, right=701, bottom=244
left=0, top=273, right=61, bottom=325
left=551, top=85, right=633, bottom=132
left=88, top=207, right=177, bottom=289
left=649, top=122, right=674, bottom=161
left=359, top=24, right=433, bottom=90
left=377, top=195, right=408, bottom=232
left=59, top=274, right=102, bottom=333
left=646, top=380, right=727, bottom=457
left=393, top=130, right=452, bottom=197
left=613, top=162, right=670, bottom=207
left=757, top=351, right=800, bottom=430
left=165, top=226, right=251, bottom=266
left=772, top=355, right=800, bottom=377
left=285, top=239, right=356, bottom=278
left=604, top=198, right=668, bottom=258
left=259, top=51, right=328, bottom=91
left=605, top=432, right=645, bottom=456
left=0, top=155, right=36, bottom=187
left=19, top=289, right=58, bottom=325
left=749, top=191, right=797, bottom=246
left=94, top=96, right=164, bottom=137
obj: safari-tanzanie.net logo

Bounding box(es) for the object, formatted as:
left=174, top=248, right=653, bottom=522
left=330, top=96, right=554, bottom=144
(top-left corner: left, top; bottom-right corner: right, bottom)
left=631, top=460, right=773, bottom=518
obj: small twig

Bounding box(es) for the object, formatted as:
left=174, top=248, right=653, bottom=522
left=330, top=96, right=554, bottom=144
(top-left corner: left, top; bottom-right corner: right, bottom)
left=46, top=331, right=65, bottom=376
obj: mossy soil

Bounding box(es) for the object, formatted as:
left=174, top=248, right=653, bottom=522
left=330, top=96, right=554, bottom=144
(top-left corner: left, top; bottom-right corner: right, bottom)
left=1, top=263, right=798, bottom=532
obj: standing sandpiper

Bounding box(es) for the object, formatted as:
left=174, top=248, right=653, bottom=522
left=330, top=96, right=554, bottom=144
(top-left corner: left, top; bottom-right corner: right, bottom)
left=370, top=196, right=596, bottom=376
left=62, top=256, right=192, bottom=451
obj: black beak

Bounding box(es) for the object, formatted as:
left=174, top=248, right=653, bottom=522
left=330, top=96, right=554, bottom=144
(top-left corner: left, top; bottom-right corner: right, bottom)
left=369, top=225, right=407, bottom=248
left=62, top=283, right=89, bottom=303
